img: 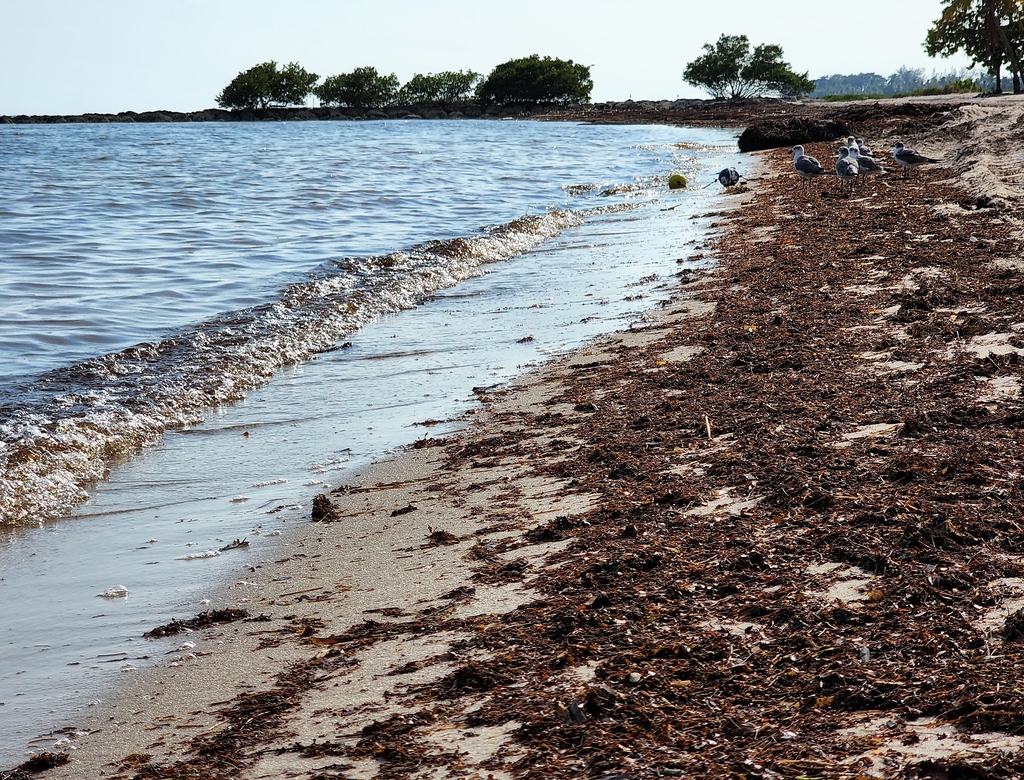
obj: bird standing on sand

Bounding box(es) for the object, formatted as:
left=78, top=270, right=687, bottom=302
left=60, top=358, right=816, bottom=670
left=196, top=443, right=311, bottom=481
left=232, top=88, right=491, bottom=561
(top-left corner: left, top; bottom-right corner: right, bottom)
left=849, top=144, right=885, bottom=174
left=836, top=146, right=859, bottom=193
left=892, top=142, right=940, bottom=178
left=792, top=145, right=826, bottom=188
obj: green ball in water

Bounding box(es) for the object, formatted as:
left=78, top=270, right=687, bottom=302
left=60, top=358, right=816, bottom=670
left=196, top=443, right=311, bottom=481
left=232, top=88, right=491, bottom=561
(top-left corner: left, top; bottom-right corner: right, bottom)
left=668, top=173, right=687, bottom=190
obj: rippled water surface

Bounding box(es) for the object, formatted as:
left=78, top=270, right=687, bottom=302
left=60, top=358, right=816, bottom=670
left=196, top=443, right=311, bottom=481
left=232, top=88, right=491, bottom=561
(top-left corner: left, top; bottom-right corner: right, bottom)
left=0, top=119, right=742, bottom=763
left=1, top=121, right=741, bottom=527
left=2, top=121, right=686, bottom=379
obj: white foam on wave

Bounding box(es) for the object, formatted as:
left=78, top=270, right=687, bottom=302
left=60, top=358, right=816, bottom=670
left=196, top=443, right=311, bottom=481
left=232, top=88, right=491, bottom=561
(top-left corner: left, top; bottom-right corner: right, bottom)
left=175, top=550, right=220, bottom=560
left=97, top=586, right=129, bottom=599
left=0, top=210, right=585, bottom=528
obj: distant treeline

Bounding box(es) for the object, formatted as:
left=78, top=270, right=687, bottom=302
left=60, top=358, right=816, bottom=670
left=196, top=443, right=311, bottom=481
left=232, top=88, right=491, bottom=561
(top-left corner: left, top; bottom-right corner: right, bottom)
left=811, top=66, right=1006, bottom=97
left=216, top=56, right=593, bottom=111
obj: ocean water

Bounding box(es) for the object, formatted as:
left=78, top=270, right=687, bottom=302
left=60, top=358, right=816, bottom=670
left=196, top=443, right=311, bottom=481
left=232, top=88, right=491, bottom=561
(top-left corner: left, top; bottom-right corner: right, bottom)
left=0, top=119, right=741, bottom=763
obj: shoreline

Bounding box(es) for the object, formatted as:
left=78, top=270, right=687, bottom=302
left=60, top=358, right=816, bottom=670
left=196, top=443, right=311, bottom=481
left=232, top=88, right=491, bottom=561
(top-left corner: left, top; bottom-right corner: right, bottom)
left=0, top=99, right=733, bottom=126
left=0, top=122, right=739, bottom=767
left=10, top=100, right=1024, bottom=778
left=21, top=267, right=739, bottom=780
left=2, top=93, right=1012, bottom=128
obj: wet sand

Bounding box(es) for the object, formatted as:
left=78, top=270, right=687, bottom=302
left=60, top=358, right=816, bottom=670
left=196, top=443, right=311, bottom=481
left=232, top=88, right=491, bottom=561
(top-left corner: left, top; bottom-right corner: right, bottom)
left=19, top=96, right=1024, bottom=779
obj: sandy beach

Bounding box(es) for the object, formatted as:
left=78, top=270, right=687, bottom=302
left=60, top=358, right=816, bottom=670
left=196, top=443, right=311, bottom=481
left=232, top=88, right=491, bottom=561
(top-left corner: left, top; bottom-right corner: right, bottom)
left=11, top=96, right=1024, bottom=779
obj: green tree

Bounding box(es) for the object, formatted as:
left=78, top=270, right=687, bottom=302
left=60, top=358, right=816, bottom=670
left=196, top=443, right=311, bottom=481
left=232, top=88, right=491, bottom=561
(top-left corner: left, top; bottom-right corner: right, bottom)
left=315, top=67, right=400, bottom=108
left=887, top=66, right=927, bottom=93
left=273, top=62, right=320, bottom=106
left=398, top=71, right=482, bottom=104
left=925, top=0, right=1023, bottom=93
left=812, top=72, right=890, bottom=97
left=217, top=62, right=279, bottom=110
left=216, top=61, right=319, bottom=110
left=812, top=68, right=981, bottom=98
left=476, top=55, right=593, bottom=104
left=683, top=34, right=814, bottom=99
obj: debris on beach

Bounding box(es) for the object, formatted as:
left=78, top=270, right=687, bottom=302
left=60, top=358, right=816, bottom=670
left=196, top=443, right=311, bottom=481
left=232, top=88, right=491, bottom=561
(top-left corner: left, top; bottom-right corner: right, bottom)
left=310, top=493, right=340, bottom=522
left=4, top=751, right=69, bottom=776
left=438, top=585, right=476, bottom=601
left=1002, top=608, right=1024, bottom=642
left=423, top=528, right=460, bottom=546
left=143, top=608, right=250, bottom=638
left=218, top=537, right=249, bottom=552
left=412, top=435, right=447, bottom=449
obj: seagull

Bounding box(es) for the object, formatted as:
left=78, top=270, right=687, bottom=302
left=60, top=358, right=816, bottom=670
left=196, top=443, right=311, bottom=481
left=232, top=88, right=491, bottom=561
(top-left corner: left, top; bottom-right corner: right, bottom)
left=856, top=138, right=873, bottom=157
left=836, top=146, right=859, bottom=193
left=848, top=144, right=885, bottom=174
left=892, top=142, right=940, bottom=178
left=718, top=167, right=742, bottom=187
left=792, top=145, right=826, bottom=188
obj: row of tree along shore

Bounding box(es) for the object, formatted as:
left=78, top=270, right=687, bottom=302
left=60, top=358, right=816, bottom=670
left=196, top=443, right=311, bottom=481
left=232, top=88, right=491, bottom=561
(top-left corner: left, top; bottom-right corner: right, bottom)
left=216, top=56, right=592, bottom=110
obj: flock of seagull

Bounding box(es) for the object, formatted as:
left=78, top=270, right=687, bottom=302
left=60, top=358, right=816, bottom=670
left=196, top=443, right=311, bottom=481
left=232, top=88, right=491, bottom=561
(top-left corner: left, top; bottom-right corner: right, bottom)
left=790, top=136, right=940, bottom=192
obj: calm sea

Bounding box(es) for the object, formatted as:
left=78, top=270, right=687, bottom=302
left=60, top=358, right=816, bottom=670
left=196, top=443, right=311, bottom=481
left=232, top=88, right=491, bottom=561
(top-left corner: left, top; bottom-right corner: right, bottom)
left=0, top=119, right=741, bottom=763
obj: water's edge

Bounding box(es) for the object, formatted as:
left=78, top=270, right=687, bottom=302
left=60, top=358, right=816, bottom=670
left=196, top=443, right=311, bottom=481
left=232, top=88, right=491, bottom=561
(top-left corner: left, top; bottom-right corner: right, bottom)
left=0, top=123, right=744, bottom=764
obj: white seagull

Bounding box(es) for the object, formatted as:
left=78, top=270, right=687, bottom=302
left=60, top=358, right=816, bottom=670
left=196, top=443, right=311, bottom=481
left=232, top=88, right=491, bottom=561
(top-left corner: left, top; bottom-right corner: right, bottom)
left=792, top=145, right=826, bottom=188
left=892, top=142, right=940, bottom=178
left=836, top=146, right=859, bottom=193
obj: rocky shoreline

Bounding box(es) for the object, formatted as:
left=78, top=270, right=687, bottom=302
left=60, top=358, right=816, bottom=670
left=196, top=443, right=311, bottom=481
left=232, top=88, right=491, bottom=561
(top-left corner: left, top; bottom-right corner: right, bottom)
left=0, top=99, right=717, bottom=125
left=0, top=96, right=928, bottom=128
left=3, top=96, right=984, bottom=156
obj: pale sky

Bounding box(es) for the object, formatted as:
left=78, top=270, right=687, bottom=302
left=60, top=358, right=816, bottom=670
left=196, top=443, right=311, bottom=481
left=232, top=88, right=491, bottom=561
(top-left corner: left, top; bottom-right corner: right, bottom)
left=0, top=0, right=971, bottom=115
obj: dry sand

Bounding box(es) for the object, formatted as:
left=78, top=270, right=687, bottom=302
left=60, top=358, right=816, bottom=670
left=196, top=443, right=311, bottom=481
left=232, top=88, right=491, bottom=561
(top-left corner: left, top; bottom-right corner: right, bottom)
left=13, top=96, right=1024, bottom=780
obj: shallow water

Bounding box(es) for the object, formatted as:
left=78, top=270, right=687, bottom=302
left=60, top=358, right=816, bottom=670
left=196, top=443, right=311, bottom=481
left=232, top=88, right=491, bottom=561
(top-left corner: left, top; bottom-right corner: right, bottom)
left=0, top=120, right=742, bottom=763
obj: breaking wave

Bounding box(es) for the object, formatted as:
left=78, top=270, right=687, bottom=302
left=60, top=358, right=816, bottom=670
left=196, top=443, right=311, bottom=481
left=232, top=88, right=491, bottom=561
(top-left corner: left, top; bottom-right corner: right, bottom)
left=0, top=210, right=583, bottom=526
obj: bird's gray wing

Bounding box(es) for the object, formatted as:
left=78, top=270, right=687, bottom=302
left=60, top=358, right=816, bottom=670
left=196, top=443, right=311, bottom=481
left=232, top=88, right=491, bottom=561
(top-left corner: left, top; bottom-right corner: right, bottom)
left=897, top=149, right=939, bottom=165
left=796, top=156, right=824, bottom=175
left=857, top=155, right=884, bottom=172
